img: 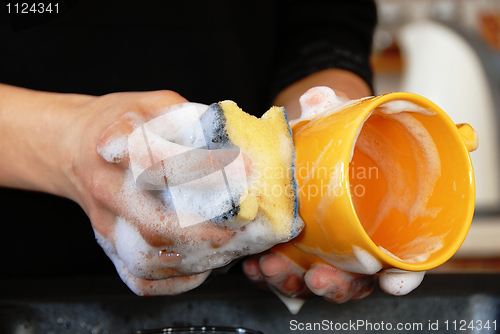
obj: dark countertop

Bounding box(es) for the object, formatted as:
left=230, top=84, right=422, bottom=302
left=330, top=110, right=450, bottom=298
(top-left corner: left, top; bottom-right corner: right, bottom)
left=1, top=272, right=499, bottom=334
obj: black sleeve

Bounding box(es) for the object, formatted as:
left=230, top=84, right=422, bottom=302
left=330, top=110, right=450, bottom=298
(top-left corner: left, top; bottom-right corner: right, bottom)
left=269, top=0, right=377, bottom=101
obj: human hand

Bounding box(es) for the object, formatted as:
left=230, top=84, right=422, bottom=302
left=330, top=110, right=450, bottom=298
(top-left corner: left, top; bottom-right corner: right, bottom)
left=1, top=86, right=216, bottom=295
left=242, top=252, right=425, bottom=307
left=64, top=90, right=239, bottom=295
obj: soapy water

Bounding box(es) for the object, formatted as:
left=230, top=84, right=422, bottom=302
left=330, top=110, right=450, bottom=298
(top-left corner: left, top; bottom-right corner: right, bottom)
left=378, top=231, right=447, bottom=264
left=355, top=112, right=442, bottom=234
left=378, top=268, right=426, bottom=296
left=96, top=102, right=300, bottom=293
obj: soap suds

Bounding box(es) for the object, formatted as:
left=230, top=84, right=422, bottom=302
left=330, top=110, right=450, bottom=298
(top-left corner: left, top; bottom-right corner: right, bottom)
left=379, top=231, right=449, bottom=264
left=290, top=87, right=358, bottom=127
left=378, top=100, right=435, bottom=115
left=354, top=101, right=443, bottom=264
left=388, top=112, right=442, bottom=222
left=298, top=86, right=347, bottom=119
left=378, top=268, right=426, bottom=296
left=356, top=111, right=442, bottom=236
left=97, top=133, right=129, bottom=163
left=296, top=244, right=382, bottom=275
left=95, top=228, right=211, bottom=296
left=353, top=245, right=384, bottom=274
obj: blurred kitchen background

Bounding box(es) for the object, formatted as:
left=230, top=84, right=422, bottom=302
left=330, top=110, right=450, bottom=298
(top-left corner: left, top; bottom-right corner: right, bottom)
left=373, top=0, right=500, bottom=273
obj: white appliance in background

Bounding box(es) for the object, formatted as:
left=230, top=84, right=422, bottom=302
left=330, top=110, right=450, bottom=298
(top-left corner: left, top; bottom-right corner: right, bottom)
left=397, top=20, right=500, bottom=211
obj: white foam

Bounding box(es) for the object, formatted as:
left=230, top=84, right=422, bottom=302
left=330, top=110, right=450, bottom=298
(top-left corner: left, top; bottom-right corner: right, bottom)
left=97, top=132, right=129, bottom=163
left=356, top=107, right=441, bottom=230
left=379, top=231, right=449, bottom=264
left=121, top=111, right=144, bottom=127
left=113, top=169, right=292, bottom=276
left=353, top=245, right=384, bottom=274
left=316, top=161, right=343, bottom=222
left=388, top=112, right=442, bottom=222
left=298, top=86, right=346, bottom=118
left=378, top=269, right=426, bottom=296
left=109, top=178, right=286, bottom=292
left=355, top=121, right=413, bottom=235
left=95, top=228, right=211, bottom=296
left=297, top=244, right=382, bottom=275
left=378, top=100, right=435, bottom=115
left=290, top=87, right=354, bottom=127
left=97, top=112, right=146, bottom=163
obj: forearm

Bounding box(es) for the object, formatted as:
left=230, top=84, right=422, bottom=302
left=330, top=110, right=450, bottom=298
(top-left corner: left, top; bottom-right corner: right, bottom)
left=273, top=69, right=372, bottom=120
left=0, top=83, right=92, bottom=199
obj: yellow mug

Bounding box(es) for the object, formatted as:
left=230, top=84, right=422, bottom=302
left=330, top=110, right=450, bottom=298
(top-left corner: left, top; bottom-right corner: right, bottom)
left=273, top=91, right=477, bottom=275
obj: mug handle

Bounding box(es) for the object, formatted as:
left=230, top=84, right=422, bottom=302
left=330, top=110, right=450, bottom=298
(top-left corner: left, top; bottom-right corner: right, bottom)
left=456, top=123, right=478, bottom=152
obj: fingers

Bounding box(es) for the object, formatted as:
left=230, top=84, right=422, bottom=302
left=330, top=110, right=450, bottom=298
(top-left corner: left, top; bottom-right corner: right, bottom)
left=242, top=256, right=267, bottom=289
left=304, top=264, right=375, bottom=303
left=243, top=251, right=377, bottom=303
left=96, top=90, right=190, bottom=168
left=378, top=269, right=425, bottom=296
left=136, top=219, right=236, bottom=250
left=114, top=253, right=211, bottom=296
left=253, top=252, right=310, bottom=298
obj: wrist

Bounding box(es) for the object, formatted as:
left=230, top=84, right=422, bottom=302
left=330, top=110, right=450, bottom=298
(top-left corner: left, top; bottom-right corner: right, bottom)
left=273, top=69, right=372, bottom=120
left=49, top=92, right=98, bottom=202
left=0, top=83, right=94, bottom=199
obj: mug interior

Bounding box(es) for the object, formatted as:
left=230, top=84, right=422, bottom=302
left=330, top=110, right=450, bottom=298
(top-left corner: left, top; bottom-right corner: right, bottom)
left=349, top=99, right=474, bottom=267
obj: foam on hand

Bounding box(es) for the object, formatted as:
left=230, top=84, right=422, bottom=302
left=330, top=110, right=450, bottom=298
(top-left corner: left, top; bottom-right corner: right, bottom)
left=296, top=86, right=348, bottom=121
left=97, top=132, right=129, bottom=163
left=96, top=101, right=303, bottom=295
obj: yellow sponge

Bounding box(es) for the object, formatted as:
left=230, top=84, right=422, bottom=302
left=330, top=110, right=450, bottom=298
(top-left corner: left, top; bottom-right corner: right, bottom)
left=202, top=101, right=302, bottom=239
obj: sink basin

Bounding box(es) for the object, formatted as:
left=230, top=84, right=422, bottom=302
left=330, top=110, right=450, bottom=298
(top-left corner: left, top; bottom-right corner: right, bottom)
left=1, top=272, right=499, bottom=333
